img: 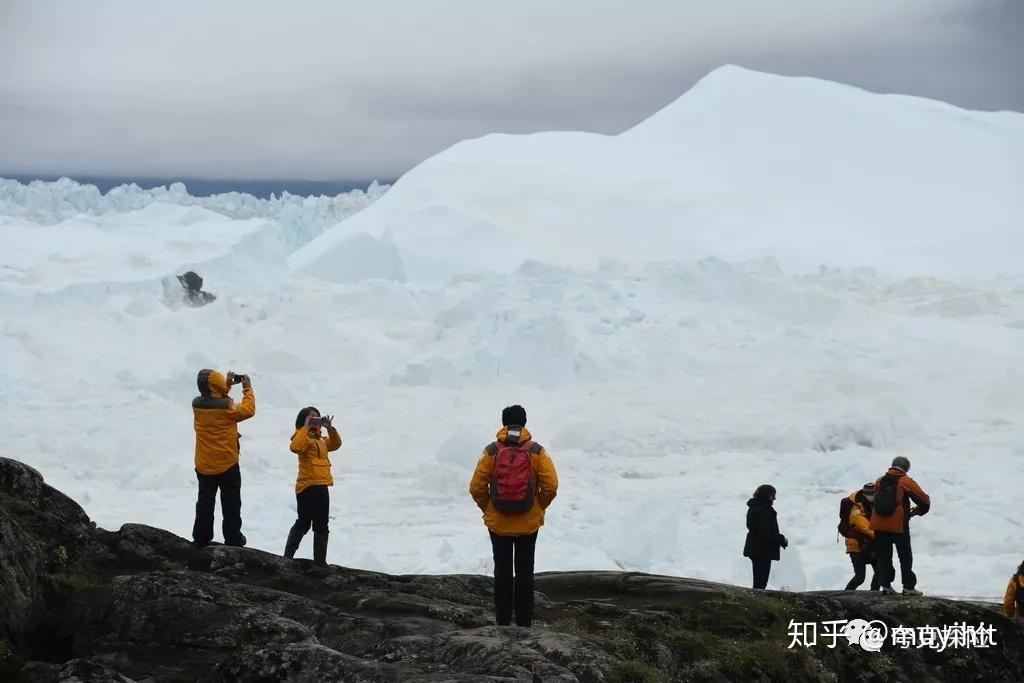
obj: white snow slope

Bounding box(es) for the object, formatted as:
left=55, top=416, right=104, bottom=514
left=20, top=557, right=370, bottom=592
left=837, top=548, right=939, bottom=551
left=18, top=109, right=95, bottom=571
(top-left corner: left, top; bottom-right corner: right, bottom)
left=2, top=66, right=1023, bottom=600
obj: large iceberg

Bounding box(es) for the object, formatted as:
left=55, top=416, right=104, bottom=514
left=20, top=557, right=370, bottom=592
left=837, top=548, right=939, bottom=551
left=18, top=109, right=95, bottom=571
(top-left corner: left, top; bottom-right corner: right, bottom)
left=291, top=65, right=1024, bottom=284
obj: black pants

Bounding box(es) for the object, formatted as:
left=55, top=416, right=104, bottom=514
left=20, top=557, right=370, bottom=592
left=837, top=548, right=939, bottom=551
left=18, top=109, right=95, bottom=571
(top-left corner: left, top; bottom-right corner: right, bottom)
left=192, top=464, right=243, bottom=545
left=875, top=531, right=916, bottom=590
left=489, top=531, right=538, bottom=627
left=290, top=485, right=330, bottom=536
left=846, top=552, right=881, bottom=590
left=751, top=558, right=772, bottom=589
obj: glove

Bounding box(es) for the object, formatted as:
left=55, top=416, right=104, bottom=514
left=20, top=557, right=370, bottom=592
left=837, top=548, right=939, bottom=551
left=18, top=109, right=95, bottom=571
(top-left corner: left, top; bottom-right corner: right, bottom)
left=779, top=535, right=789, bottom=549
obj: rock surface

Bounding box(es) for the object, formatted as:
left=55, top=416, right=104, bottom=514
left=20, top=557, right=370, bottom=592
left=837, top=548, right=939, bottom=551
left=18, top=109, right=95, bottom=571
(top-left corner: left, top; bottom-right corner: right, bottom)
left=1, top=455, right=1022, bottom=682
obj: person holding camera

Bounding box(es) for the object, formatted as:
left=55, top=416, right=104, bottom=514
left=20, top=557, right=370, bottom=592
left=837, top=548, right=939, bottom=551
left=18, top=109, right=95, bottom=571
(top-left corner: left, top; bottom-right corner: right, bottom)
left=191, top=369, right=255, bottom=547
left=283, top=407, right=342, bottom=567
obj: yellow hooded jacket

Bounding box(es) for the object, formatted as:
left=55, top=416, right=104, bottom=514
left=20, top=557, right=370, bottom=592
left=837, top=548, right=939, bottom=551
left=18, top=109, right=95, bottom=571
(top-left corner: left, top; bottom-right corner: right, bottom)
left=1005, top=572, right=1024, bottom=618
left=192, top=370, right=256, bottom=475
left=290, top=425, right=342, bottom=494
left=469, top=426, right=558, bottom=537
left=845, top=492, right=875, bottom=554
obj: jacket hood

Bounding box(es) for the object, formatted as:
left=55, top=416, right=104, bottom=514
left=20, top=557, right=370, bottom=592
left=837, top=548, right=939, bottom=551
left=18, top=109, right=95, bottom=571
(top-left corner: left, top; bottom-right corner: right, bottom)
left=198, top=369, right=229, bottom=398
left=496, top=425, right=533, bottom=444
left=886, top=467, right=907, bottom=476
left=747, top=497, right=772, bottom=508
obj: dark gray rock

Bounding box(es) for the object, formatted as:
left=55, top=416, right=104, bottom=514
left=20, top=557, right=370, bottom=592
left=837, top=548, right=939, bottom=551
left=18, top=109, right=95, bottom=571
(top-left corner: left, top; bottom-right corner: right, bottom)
left=2, top=456, right=1023, bottom=682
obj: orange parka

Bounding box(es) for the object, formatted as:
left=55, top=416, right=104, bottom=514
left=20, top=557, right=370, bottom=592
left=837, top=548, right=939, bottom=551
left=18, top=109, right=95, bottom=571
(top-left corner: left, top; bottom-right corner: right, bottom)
left=290, top=425, right=342, bottom=494
left=193, top=370, right=256, bottom=475
left=469, top=426, right=558, bottom=537
left=869, top=467, right=930, bottom=534
left=1005, top=572, right=1024, bottom=618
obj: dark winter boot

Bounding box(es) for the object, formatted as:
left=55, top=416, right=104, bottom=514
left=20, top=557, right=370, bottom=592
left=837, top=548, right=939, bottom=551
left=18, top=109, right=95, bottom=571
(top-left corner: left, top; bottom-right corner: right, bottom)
left=283, top=526, right=304, bottom=559
left=313, top=530, right=329, bottom=567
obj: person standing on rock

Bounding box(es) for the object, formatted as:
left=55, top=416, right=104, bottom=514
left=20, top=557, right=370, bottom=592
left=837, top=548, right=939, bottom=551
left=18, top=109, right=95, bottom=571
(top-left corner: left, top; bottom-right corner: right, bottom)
left=283, top=407, right=342, bottom=567
left=191, top=369, right=255, bottom=547
left=743, top=484, right=788, bottom=590
left=469, top=405, right=558, bottom=627
left=869, top=456, right=930, bottom=596
left=841, top=483, right=881, bottom=591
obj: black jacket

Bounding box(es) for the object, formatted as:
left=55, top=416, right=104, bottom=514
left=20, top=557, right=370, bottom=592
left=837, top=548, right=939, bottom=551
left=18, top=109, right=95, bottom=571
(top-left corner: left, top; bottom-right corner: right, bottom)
left=743, top=497, right=785, bottom=561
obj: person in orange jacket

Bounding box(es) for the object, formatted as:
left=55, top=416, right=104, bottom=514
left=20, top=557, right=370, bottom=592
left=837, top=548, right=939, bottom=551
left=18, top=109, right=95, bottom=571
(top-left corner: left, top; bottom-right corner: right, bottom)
left=1005, top=561, right=1024, bottom=618
left=843, top=483, right=880, bottom=591
left=191, top=369, right=255, bottom=547
left=283, top=407, right=342, bottom=567
left=469, top=405, right=558, bottom=627
left=869, top=456, right=930, bottom=596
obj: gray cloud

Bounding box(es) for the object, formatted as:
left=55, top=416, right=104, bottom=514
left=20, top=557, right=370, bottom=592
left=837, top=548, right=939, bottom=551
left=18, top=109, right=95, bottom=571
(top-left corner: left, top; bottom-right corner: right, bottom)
left=1, top=0, right=1021, bottom=180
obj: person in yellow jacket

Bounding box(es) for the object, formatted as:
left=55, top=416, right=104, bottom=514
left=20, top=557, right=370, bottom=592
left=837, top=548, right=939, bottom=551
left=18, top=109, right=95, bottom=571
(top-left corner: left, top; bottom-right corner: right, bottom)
left=469, top=405, right=558, bottom=627
left=191, top=369, right=255, bottom=547
left=283, top=406, right=342, bottom=567
left=843, top=483, right=881, bottom=591
left=1004, top=561, right=1024, bottom=618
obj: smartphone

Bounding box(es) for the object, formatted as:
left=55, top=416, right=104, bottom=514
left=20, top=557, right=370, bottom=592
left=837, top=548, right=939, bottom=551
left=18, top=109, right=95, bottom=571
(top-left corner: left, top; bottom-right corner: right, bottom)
left=308, top=416, right=323, bottom=429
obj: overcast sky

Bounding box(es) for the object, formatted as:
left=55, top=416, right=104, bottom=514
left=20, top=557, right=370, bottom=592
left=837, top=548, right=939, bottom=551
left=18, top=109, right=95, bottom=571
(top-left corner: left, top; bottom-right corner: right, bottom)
left=1, top=0, right=1021, bottom=181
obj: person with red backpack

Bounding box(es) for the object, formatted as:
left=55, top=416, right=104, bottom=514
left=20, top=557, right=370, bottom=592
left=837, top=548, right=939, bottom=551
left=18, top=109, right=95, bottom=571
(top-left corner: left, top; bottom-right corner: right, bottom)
left=469, top=405, right=558, bottom=627
left=1004, top=561, right=1024, bottom=618
left=839, top=483, right=881, bottom=591
left=869, top=456, right=930, bottom=596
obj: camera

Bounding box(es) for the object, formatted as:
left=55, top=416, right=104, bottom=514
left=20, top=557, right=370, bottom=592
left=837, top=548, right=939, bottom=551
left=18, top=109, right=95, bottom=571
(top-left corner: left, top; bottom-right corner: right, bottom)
left=308, top=416, right=324, bottom=428
left=230, top=373, right=248, bottom=384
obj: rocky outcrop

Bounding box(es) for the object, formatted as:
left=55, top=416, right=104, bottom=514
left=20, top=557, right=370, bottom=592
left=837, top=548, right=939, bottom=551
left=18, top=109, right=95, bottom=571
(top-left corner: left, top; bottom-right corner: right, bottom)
left=2, top=456, right=1022, bottom=682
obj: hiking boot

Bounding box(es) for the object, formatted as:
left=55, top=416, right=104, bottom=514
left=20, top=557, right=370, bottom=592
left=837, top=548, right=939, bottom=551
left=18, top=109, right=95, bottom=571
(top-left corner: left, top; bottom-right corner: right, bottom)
left=902, top=588, right=923, bottom=596
left=224, top=533, right=247, bottom=548
left=313, top=530, right=329, bottom=568
left=880, top=586, right=897, bottom=595
left=283, top=527, right=304, bottom=559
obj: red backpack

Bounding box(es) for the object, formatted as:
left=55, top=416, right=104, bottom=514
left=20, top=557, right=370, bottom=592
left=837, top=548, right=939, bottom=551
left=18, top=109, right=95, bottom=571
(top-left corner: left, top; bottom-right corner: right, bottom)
left=486, top=429, right=541, bottom=514
left=838, top=496, right=859, bottom=539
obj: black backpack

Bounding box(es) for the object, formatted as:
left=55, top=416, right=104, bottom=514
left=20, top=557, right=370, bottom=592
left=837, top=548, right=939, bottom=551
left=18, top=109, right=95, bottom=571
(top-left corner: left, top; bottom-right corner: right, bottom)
left=873, top=475, right=901, bottom=516
left=838, top=497, right=859, bottom=539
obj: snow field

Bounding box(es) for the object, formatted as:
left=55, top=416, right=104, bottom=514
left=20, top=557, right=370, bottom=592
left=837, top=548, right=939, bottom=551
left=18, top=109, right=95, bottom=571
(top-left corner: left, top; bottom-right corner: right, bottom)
left=2, top=65, right=1023, bottom=599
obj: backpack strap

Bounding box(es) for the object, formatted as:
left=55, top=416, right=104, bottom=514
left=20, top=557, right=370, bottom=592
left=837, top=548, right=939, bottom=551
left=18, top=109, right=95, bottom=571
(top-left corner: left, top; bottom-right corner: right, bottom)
left=485, top=442, right=499, bottom=457
left=529, top=442, right=543, bottom=455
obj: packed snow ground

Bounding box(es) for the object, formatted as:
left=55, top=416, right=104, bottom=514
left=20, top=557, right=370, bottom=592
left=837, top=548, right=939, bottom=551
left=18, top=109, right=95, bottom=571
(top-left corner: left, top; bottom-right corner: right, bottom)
left=2, top=67, right=1023, bottom=601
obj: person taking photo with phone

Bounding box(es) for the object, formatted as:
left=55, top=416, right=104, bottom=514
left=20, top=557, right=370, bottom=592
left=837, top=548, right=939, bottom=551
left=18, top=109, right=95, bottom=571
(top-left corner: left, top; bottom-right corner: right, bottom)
left=283, top=407, right=342, bottom=567
left=191, top=369, right=255, bottom=547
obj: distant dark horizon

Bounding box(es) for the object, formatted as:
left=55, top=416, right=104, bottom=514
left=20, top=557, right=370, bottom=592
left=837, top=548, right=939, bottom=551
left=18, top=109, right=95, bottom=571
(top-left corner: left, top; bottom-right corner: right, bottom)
left=0, top=173, right=397, bottom=199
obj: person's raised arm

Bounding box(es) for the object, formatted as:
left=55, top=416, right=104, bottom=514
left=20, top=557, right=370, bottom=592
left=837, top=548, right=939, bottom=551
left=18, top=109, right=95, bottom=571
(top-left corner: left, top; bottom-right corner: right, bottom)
left=324, top=416, right=342, bottom=451
left=290, top=425, right=311, bottom=454
left=230, top=376, right=256, bottom=422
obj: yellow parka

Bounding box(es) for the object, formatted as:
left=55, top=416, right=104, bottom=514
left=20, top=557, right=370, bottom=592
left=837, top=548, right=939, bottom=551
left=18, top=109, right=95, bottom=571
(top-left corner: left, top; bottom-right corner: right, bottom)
left=845, top=492, right=875, bottom=554
left=1005, top=572, right=1024, bottom=618
left=193, top=370, right=256, bottom=475
left=469, top=426, right=558, bottom=537
left=290, top=425, right=342, bottom=494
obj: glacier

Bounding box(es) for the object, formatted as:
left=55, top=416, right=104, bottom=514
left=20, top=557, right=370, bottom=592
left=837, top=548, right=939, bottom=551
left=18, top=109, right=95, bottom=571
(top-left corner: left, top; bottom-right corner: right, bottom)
left=1, top=66, right=1022, bottom=600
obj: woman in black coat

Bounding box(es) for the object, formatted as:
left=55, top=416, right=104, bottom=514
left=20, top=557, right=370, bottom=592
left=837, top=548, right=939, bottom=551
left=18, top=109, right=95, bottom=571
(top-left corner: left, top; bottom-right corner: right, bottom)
left=743, top=484, right=789, bottom=589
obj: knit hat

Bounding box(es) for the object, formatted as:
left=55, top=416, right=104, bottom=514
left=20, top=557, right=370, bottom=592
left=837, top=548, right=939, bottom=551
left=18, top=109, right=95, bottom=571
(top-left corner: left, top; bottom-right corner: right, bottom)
left=891, top=456, right=911, bottom=472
